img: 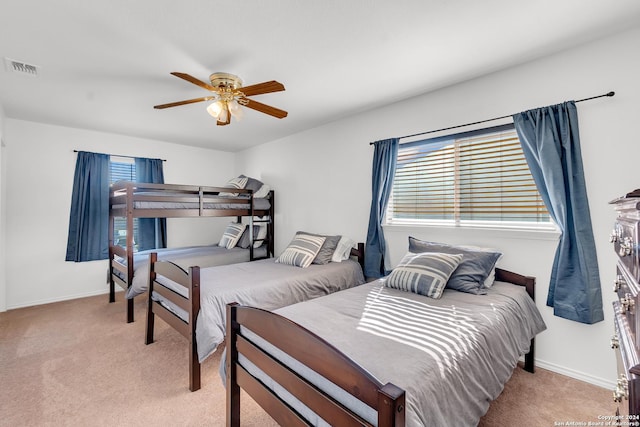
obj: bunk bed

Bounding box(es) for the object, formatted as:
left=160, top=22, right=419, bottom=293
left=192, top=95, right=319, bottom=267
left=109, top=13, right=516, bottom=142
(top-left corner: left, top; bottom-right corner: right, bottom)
left=145, top=242, right=366, bottom=391
left=108, top=180, right=274, bottom=323
left=224, top=268, right=547, bottom=426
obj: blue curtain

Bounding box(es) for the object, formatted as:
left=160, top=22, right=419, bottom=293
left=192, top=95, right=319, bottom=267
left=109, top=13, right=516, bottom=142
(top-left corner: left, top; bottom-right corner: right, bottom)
left=364, top=138, right=399, bottom=278
left=65, top=151, right=110, bottom=262
left=135, top=157, right=167, bottom=251
left=513, top=101, right=603, bottom=324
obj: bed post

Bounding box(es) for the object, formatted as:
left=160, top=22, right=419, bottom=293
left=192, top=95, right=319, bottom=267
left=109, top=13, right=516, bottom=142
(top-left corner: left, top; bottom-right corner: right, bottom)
left=126, top=182, right=135, bottom=323
left=189, top=266, right=201, bottom=392
left=145, top=253, right=157, bottom=345
left=523, top=273, right=536, bottom=374
left=378, top=383, right=406, bottom=427
left=269, top=190, right=275, bottom=258
left=357, top=242, right=365, bottom=270
left=108, top=207, right=116, bottom=304
left=495, top=268, right=536, bottom=373
left=226, top=303, right=240, bottom=427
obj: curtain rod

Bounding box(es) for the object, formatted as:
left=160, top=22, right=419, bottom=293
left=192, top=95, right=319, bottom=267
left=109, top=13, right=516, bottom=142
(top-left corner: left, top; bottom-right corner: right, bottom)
left=73, top=150, right=167, bottom=162
left=370, top=91, right=615, bottom=144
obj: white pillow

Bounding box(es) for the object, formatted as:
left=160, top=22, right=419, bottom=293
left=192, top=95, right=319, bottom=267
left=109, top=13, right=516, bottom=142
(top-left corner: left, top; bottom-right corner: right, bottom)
left=254, top=183, right=271, bottom=198
left=331, top=236, right=355, bottom=262
left=218, top=222, right=247, bottom=249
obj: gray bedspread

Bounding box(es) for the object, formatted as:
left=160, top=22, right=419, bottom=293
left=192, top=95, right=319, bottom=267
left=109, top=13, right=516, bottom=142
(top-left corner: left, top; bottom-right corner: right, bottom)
left=154, top=258, right=365, bottom=362
left=118, top=245, right=267, bottom=299
left=223, top=279, right=546, bottom=426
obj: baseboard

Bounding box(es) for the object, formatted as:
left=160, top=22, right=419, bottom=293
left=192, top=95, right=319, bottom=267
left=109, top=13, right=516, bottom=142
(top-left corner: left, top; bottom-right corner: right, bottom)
left=6, top=288, right=124, bottom=311
left=535, top=358, right=616, bottom=390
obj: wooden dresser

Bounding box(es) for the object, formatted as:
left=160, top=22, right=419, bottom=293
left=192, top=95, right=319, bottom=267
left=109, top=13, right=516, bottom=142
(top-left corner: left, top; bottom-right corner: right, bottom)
left=609, top=196, right=640, bottom=418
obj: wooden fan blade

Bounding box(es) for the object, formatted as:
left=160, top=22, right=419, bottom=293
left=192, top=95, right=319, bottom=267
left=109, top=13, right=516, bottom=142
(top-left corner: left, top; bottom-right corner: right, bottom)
left=237, top=80, right=285, bottom=97
left=242, top=98, right=288, bottom=119
left=154, top=96, right=214, bottom=109
left=171, top=72, right=218, bottom=92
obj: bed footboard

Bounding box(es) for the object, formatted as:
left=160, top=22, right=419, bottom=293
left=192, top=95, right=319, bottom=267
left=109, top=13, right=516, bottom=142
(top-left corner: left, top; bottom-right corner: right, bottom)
left=146, top=252, right=202, bottom=391
left=226, top=303, right=406, bottom=427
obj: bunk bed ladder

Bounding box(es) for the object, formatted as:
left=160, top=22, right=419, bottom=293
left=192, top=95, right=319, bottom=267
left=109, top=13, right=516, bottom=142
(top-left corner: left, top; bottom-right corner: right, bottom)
left=249, top=190, right=274, bottom=261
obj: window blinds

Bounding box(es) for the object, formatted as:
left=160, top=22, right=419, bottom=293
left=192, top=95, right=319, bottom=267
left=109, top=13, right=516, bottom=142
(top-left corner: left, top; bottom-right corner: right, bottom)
left=110, top=160, right=139, bottom=248
left=388, top=125, right=550, bottom=224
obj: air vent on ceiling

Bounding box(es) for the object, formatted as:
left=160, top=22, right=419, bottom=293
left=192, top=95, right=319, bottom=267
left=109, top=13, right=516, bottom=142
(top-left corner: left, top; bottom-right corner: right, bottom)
left=4, top=57, right=40, bottom=76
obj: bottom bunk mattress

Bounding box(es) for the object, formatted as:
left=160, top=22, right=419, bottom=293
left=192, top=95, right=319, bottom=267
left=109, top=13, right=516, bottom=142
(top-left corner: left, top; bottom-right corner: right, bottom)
left=153, top=258, right=365, bottom=362
left=117, top=244, right=268, bottom=299
left=222, top=278, right=547, bottom=426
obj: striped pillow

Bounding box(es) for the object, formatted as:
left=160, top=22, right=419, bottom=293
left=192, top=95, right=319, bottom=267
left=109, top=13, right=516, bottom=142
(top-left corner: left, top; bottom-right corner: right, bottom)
left=276, top=232, right=326, bottom=268
left=385, top=252, right=464, bottom=299
left=218, top=222, right=247, bottom=249
left=219, top=176, right=248, bottom=197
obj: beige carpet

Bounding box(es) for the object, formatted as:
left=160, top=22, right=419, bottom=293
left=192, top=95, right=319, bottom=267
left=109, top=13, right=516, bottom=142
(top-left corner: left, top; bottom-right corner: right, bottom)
left=0, top=294, right=618, bottom=426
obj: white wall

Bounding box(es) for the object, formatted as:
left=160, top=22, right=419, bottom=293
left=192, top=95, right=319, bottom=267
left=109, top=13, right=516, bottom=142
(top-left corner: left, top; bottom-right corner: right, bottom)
left=0, top=102, right=6, bottom=312
left=3, top=119, right=236, bottom=309
left=236, top=26, right=640, bottom=388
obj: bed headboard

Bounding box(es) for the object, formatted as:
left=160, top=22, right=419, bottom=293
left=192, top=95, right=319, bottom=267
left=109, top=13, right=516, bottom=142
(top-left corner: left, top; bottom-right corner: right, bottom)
left=350, top=242, right=365, bottom=270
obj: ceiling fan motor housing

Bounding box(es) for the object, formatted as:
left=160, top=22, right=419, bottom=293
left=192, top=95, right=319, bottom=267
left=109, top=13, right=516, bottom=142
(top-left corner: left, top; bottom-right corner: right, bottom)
left=209, top=72, right=243, bottom=90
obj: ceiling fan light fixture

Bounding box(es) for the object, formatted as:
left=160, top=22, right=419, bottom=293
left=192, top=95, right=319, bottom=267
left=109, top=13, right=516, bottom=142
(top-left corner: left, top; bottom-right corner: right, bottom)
left=207, top=100, right=224, bottom=118
left=218, top=103, right=229, bottom=123
left=228, top=100, right=243, bottom=120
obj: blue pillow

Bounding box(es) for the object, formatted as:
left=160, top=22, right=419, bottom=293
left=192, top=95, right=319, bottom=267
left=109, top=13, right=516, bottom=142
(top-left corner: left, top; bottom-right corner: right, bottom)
left=408, top=237, right=502, bottom=295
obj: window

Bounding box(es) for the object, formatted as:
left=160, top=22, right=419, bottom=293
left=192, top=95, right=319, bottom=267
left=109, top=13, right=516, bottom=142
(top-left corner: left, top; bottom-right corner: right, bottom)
left=110, top=158, right=140, bottom=250
left=386, top=123, right=552, bottom=229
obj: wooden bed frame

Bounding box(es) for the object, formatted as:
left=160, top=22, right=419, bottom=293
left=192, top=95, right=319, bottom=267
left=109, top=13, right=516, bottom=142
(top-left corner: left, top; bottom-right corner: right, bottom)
left=145, top=242, right=366, bottom=392
left=225, top=267, right=536, bottom=426
left=108, top=181, right=275, bottom=323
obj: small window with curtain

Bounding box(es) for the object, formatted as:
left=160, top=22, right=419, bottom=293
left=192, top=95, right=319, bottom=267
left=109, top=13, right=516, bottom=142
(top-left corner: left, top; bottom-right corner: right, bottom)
left=110, top=158, right=140, bottom=250
left=386, top=123, right=554, bottom=230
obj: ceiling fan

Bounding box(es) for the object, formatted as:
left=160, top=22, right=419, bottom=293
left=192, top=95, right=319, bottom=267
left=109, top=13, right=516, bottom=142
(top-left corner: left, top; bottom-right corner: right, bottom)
left=154, top=72, right=287, bottom=126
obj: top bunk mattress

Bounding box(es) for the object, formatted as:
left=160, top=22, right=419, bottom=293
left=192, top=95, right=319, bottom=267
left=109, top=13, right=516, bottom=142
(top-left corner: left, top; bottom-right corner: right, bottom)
left=112, top=195, right=271, bottom=211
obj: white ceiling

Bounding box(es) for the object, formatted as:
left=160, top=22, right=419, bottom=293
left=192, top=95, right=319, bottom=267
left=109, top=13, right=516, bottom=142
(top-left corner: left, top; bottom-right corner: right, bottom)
left=1, top=1, right=639, bottom=152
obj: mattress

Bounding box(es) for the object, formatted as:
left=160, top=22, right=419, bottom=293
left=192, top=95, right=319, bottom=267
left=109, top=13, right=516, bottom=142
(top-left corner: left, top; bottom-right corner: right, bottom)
left=112, top=194, right=271, bottom=211
left=221, top=279, right=547, bottom=426
left=116, top=244, right=268, bottom=299
left=152, top=258, right=366, bottom=362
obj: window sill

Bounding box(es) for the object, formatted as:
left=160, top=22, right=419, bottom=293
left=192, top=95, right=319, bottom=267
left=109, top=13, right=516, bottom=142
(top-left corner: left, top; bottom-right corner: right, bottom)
left=383, top=223, right=561, bottom=242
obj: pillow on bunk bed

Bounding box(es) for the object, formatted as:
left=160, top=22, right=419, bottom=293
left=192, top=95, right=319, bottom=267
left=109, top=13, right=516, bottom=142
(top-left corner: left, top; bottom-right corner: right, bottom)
left=276, top=232, right=326, bottom=268
left=408, top=236, right=502, bottom=295
left=218, top=222, right=247, bottom=249
left=239, top=175, right=263, bottom=192
left=238, top=175, right=271, bottom=199
left=254, top=183, right=271, bottom=198
left=237, top=224, right=268, bottom=249
left=219, top=176, right=248, bottom=197
left=384, top=252, right=464, bottom=299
